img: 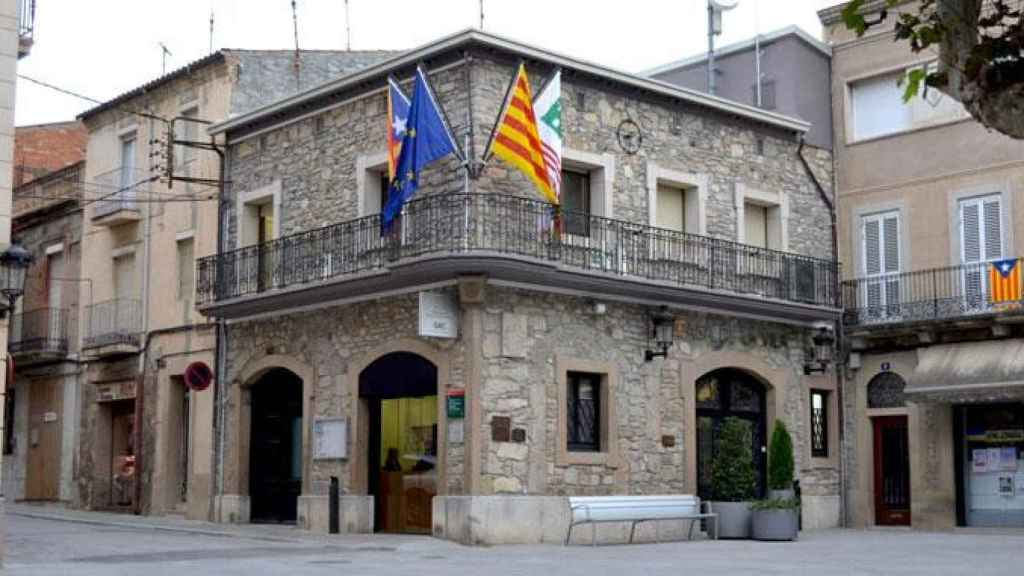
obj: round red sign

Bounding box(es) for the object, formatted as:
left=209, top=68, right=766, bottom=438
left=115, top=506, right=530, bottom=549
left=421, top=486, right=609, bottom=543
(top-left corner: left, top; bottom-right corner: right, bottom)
left=184, top=361, right=214, bottom=392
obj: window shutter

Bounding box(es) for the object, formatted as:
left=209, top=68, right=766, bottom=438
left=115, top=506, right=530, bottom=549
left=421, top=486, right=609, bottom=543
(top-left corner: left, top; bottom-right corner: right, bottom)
left=983, top=198, right=1002, bottom=260
left=961, top=201, right=981, bottom=263
left=863, top=218, right=881, bottom=275
left=883, top=215, right=900, bottom=273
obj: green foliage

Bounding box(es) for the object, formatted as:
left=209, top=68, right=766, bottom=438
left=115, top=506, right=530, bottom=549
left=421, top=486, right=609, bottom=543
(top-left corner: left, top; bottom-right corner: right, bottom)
left=750, top=497, right=800, bottom=511
left=767, top=420, right=794, bottom=491
left=711, top=417, right=757, bottom=502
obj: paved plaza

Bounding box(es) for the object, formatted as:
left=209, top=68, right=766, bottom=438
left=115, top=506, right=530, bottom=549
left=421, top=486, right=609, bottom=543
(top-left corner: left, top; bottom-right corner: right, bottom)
left=4, top=504, right=1024, bottom=575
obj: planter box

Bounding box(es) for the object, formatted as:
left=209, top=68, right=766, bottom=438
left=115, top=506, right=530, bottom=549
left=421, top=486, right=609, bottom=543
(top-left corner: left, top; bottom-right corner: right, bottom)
left=712, top=501, right=752, bottom=539
left=751, top=508, right=799, bottom=541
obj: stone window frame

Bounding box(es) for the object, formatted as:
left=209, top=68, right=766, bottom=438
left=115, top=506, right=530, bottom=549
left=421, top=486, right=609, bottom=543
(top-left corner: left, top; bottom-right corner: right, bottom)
left=806, top=374, right=839, bottom=468
left=734, top=183, right=788, bottom=251
left=236, top=180, right=281, bottom=249
left=555, top=355, right=619, bottom=467
left=356, top=151, right=389, bottom=217
left=646, top=162, right=708, bottom=235
left=562, top=148, right=616, bottom=221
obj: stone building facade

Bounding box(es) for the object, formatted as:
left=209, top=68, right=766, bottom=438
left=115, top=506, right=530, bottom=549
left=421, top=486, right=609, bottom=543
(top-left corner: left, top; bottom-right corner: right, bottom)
left=201, top=30, right=840, bottom=543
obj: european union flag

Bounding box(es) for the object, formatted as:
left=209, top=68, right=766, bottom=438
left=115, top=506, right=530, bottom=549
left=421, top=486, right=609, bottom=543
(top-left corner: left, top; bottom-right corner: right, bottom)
left=382, top=66, right=460, bottom=227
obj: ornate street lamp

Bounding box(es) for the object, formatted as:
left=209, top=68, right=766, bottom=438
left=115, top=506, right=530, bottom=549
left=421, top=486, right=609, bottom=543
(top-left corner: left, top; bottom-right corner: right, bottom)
left=644, top=307, right=675, bottom=362
left=0, top=241, right=33, bottom=316
left=803, top=325, right=836, bottom=375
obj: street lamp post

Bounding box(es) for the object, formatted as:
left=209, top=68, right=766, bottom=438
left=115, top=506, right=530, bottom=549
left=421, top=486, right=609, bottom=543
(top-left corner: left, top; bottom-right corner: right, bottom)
left=1, top=241, right=33, bottom=454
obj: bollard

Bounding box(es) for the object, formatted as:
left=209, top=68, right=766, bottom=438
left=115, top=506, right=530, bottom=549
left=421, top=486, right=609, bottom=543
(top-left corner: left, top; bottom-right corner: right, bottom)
left=793, top=479, right=802, bottom=531
left=329, top=476, right=340, bottom=534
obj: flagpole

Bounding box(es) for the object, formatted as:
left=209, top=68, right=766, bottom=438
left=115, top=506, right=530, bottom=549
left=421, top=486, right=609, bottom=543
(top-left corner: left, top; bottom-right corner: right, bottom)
left=482, top=59, right=525, bottom=164
left=533, top=66, right=562, bottom=105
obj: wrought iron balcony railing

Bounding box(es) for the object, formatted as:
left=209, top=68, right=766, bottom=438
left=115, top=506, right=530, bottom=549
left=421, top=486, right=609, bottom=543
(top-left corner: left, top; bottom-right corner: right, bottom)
left=92, top=167, right=150, bottom=219
left=843, top=259, right=1023, bottom=327
left=83, top=299, right=142, bottom=349
left=17, top=0, right=34, bottom=58
left=197, top=193, right=839, bottom=309
left=9, top=308, right=69, bottom=356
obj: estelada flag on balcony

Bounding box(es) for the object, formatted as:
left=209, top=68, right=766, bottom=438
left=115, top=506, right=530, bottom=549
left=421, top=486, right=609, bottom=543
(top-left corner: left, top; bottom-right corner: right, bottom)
left=382, top=66, right=462, bottom=228
left=484, top=62, right=557, bottom=205
left=386, top=77, right=411, bottom=181
left=989, top=258, right=1022, bottom=303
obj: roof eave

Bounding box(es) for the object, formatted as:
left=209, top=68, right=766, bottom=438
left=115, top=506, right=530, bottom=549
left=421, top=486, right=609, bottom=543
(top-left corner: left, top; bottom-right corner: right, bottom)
left=208, top=29, right=809, bottom=138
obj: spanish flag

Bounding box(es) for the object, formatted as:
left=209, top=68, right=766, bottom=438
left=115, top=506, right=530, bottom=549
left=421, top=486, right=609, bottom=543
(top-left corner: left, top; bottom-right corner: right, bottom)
left=989, top=258, right=1022, bottom=304
left=486, top=63, right=557, bottom=205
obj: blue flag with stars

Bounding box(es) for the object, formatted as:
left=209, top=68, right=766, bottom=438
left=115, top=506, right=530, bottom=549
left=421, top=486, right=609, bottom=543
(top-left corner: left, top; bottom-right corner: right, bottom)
left=382, top=67, right=460, bottom=227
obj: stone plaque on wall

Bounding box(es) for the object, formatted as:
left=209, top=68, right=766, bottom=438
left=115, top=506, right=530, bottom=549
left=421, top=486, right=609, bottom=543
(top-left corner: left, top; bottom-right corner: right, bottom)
left=313, top=418, right=347, bottom=460
left=419, top=290, right=458, bottom=339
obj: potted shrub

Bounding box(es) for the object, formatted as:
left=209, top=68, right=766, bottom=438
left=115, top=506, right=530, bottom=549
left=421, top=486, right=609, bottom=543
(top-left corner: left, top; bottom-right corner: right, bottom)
left=767, top=420, right=795, bottom=500
left=752, top=420, right=799, bottom=541
left=710, top=417, right=757, bottom=539
left=750, top=498, right=800, bottom=541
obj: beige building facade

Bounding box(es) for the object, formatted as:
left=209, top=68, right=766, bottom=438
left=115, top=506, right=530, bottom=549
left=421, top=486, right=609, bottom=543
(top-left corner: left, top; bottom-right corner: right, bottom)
left=821, top=1, right=1024, bottom=530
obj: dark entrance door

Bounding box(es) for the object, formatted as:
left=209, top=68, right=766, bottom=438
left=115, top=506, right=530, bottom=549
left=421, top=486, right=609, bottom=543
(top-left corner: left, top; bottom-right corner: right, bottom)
left=249, top=368, right=303, bottom=523
left=360, top=352, right=438, bottom=534
left=695, top=368, right=767, bottom=500
left=873, top=415, right=911, bottom=526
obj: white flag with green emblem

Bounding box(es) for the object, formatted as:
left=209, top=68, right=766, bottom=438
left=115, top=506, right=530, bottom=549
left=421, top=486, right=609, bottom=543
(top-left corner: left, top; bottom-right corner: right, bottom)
left=534, top=70, right=562, bottom=201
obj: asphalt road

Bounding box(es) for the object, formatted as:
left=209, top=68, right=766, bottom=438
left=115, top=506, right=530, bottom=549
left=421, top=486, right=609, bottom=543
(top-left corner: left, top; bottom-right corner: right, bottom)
left=6, top=507, right=1024, bottom=575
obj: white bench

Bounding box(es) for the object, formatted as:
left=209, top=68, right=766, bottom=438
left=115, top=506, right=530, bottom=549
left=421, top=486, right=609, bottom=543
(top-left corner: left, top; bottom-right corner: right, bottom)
left=566, top=495, right=718, bottom=546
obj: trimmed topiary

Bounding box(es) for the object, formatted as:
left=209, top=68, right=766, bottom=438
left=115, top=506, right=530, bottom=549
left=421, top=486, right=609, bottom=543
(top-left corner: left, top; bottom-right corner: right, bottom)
left=711, top=417, right=757, bottom=502
left=767, top=420, right=795, bottom=491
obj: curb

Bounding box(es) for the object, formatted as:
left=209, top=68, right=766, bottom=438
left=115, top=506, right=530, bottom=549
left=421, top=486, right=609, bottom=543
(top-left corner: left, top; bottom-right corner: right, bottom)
left=8, top=509, right=300, bottom=542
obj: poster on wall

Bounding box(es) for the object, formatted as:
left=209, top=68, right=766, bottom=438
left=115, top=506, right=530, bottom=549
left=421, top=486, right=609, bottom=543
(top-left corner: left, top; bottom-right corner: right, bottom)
left=313, top=418, right=347, bottom=460
left=973, top=449, right=989, bottom=473
left=1000, top=447, right=1019, bottom=471
left=999, top=476, right=1015, bottom=497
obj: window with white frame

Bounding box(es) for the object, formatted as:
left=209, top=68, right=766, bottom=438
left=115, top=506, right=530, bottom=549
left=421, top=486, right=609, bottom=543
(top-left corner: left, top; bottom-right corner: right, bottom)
left=655, top=184, right=687, bottom=233
left=861, top=210, right=901, bottom=319
left=850, top=67, right=967, bottom=141
left=744, top=202, right=770, bottom=249
left=959, top=194, right=1003, bottom=306
left=119, top=135, right=136, bottom=191
left=735, top=185, right=785, bottom=251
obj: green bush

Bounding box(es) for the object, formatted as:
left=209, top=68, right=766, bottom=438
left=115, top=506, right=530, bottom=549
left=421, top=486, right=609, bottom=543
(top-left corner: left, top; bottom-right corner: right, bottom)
left=711, top=417, right=757, bottom=502
left=767, top=420, right=795, bottom=491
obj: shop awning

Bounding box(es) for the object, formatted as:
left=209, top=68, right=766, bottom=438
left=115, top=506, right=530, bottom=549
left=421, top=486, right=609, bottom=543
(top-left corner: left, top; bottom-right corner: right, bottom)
left=906, top=339, right=1024, bottom=402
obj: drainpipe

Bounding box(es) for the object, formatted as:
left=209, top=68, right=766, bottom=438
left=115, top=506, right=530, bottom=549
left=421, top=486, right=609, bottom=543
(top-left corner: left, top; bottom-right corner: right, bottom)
left=212, top=137, right=229, bottom=521
left=797, top=134, right=847, bottom=527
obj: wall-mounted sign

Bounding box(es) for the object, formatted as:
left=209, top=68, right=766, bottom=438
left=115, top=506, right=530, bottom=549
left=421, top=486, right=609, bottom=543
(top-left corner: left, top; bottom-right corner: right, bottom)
left=447, top=389, right=465, bottom=419
left=184, top=361, right=214, bottom=392
left=448, top=420, right=464, bottom=444
left=419, top=291, right=458, bottom=339
left=313, top=418, right=347, bottom=460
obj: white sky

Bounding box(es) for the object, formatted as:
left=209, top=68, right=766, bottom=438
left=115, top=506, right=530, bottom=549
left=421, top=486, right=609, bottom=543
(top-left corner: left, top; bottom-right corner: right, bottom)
left=16, top=0, right=839, bottom=126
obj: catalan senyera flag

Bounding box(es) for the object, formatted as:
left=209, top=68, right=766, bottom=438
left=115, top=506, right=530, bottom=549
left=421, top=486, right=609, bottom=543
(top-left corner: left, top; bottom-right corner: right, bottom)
left=386, top=77, right=411, bottom=181
left=487, top=63, right=557, bottom=205
left=989, top=258, right=1022, bottom=304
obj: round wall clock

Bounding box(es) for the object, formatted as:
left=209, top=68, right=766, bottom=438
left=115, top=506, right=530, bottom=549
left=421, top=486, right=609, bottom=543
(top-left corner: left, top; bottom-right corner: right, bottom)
left=617, top=118, right=642, bottom=155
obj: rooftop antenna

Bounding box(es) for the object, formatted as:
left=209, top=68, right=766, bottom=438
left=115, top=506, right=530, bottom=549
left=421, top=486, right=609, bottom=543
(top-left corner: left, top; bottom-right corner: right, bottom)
left=291, top=0, right=301, bottom=90
left=753, top=0, right=761, bottom=107
left=209, top=9, right=215, bottom=53
left=479, top=0, right=484, bottom=29
left=706, top=0, right=739, bottom=95
left=344, top=0, right=351, bottom=51
left=159, top=42, right=173, bottom=74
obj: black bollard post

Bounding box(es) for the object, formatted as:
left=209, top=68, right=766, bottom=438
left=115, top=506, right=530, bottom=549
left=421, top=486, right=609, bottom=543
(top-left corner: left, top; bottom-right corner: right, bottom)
left=793, top=479, right=802, bottom=531
left=329, top=476, right=340, bottom=534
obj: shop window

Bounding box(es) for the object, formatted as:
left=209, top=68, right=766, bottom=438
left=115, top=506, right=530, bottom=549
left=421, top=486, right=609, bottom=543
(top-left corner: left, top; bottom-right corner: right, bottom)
left=867, top=372, right=906, bottom=409
left=567, top=371, right=602, bottom=452
left=561, top=170, right=591, bottom=237
left=811, top=389, right=829, bottom=458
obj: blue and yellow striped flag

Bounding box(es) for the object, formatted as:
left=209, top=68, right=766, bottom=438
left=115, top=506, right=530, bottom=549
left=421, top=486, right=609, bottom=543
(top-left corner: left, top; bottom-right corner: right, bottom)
left=989, top=258, right=1022, bottom=303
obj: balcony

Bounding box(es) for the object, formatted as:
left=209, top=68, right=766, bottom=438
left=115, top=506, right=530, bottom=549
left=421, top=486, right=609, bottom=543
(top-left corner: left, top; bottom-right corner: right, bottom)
left=17, top=0, right=34, bottom=59
left=198, top=193, right=839, bottom=323
left=843, top=260, right=1024, bottom=338
left=83, top=299, right=142, bottom=357
left=8, top=308, right=69, bottom=364
left=92, top=167, right=148, bottom=226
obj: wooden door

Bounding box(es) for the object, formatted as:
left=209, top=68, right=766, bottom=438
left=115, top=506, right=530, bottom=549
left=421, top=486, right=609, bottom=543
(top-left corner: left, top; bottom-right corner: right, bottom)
left=874, top=415, right=911, bottom=526
left=249, top=369, right=303, bottom=523
left=26, top=379, right=63, bottom=500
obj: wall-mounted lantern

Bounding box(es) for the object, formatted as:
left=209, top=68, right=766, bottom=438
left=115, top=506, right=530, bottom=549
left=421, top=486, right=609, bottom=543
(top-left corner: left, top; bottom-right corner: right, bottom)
left=0, top=241, right=32, bottom=317
left=803, top=325, right=836, bottom=375
left=644, top=307, right=675, bottom=362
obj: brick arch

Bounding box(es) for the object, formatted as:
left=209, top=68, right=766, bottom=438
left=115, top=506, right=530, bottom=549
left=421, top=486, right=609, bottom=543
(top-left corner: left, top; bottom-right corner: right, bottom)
left=230, top=353, right=317, bottom=501
left=346, top=338, right=451, bottom=496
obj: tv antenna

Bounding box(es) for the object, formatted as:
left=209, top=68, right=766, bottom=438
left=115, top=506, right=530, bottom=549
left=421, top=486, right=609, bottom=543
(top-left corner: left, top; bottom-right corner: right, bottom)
left=159, top=42, right=173, bottom=74
left=706, top=0, right=739, bottom=95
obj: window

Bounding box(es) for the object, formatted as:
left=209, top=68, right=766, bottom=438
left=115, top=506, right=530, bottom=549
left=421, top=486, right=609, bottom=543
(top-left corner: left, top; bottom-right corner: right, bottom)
left=567, top=371, right=601, bottom=452
left=257, top=203, right=274, bottom=245
left=114, top=252, right=136, bottom=301
left=177, top=238, right=194, bottom=302
left=379, top=173, right=392, bottom=214
left=119, top=136, right=136, bottom=191
left=960, top=194, right=1003, bottom=306
left=850, top=68, right=967, bottom=141
left=861, top=210, right=901, bottom=318
left=656, top=184, right=686, bottom=233
left=562, top=170, right=591, bottom=236
left=744, top=203, right=769, bottom=249
left=2, top=387, right=14, bottom=455
left=810, top=390, right=829, bottom=458
left=47, top=250, right=64, bottom=310
left=867, top=372, right=906, bottom=409
left=175, top=108, right=198, bottom=169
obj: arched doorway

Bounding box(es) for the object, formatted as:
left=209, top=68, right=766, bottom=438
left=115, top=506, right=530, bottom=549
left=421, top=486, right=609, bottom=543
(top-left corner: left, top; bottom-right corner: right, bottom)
left=249, top=368, right=303, bottom=523
left=867, top=371, right=910, bottom=526
left=360, top=352, right=438, bottom=534
left=695, top=368, right=767, bottom=500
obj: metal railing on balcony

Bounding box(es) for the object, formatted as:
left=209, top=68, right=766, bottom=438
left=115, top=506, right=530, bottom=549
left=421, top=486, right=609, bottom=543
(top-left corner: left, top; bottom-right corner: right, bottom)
left=17, top=0, right=34, bottom=46
left=843, top=260, right=1023, bottom=326
left=92, top=167, right=150, bottom=219
left=8, top=308, right=69, bottom=356
left=83, top=299, right=142, bottom=349
left=198, top=193, right=839, bottom=309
